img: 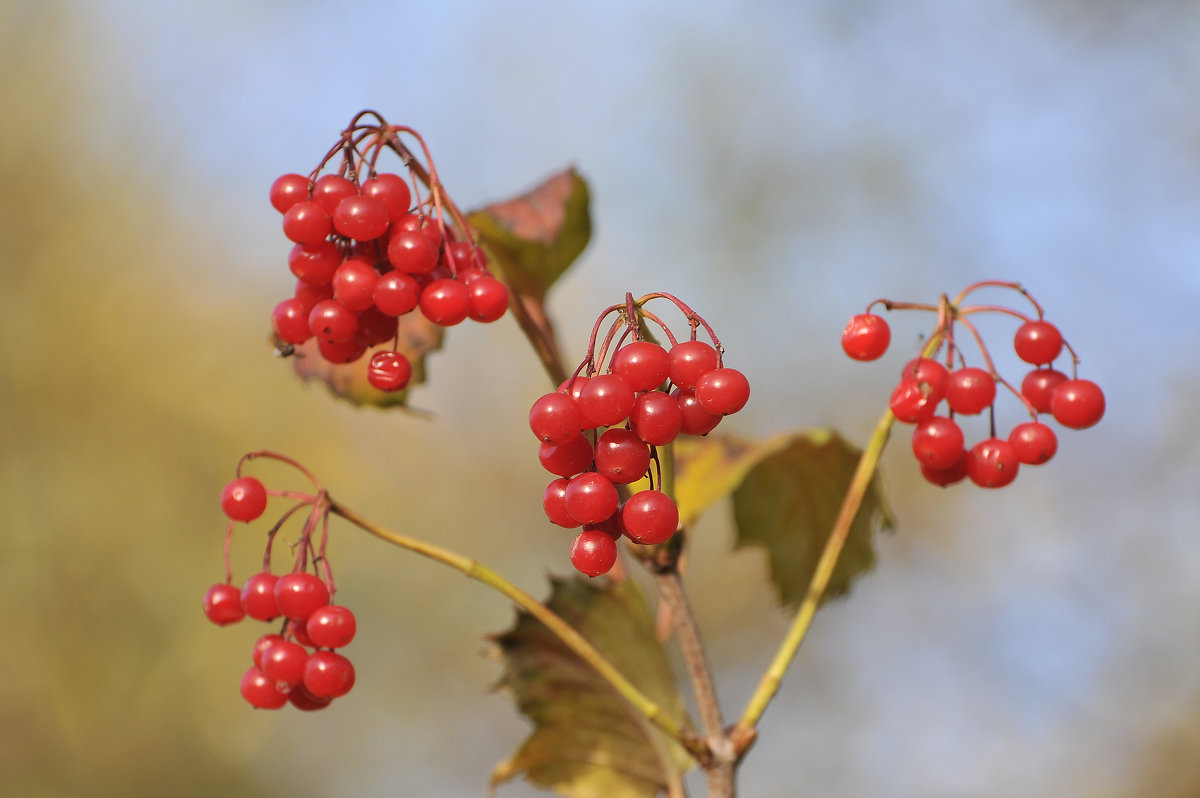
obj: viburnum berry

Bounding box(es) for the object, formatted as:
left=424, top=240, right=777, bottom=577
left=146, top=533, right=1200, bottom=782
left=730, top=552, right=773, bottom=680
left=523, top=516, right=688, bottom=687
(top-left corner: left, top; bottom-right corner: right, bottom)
left=304, top=651, right=356, bottom=699
left=529, top=392, right=583, bottom=445
left=900, top=358, right=950, bottom=398
left=466, top=275, right=509, bottom=323
left=294, top=280, right=334, bottom=314
left=1008, top=421, right=1058, bottom=465
left=306, top=605, right=357, bottom=649
left=577, top=373, right=636, bottom=429
left=395, top=213, right=444, bottom=249
left=240, top=666, right=288, bottom=709
left=945, top=367, right=996, bottom=415
left=333, top=195, right=389, bottom=241
left=611, top=341, right=671, bottom=392
left=569, top=529, right=618, bottom=577
left=261, top=639, right=309, bottom=688
left=372, top=271, right=421, bottom=316
left=316, top=338, right=367, bottom=364
left=673, top=388, right=722, bottom=436
left=361, top=173, right=412, bottom=221
left=621, top=490, right=679, bottom=545
left=288, top=240, right=342, bottom=286
left=629, top=390, right=684, bottom=445
left=841, top=313, right=891, bottom=361
left=272, top=298, right=314, bottom=345
left=669, top=340, right=720, bottom=391
left=1013, top=320, right=1064, bottom=365
left=910, top=416, right=965, bottom=470
left=593, top=428, right=651, bottom=485
left=888, top=378, right=940, bottom=424
left=965, top=438, right=1020, bottom=488
left=538, top=433, right=594, bottom=478
left=419, top=278, right=470, bottom=326
left=221, top=476, right=268, bottom=522
left=694, top=367, right=750, bottom=416
left=332, top=257, right=380, bottom=312
left=1051, top=379, right=1105, bottom=429
left=203, top=583, right=245, bottom=626
left=308, top=299, right=358, bottom=342
left=269, top=173, right=310, bottom=214
left=564, top=471, right=619, bottom=525
left=1020, top=368, right=1069, bottom=414
left=387, top=230, right=440, bottom=275
left=282, top=201, right=332, bottom=245
left=353, top=306, right=398, bottom=347
left=252, top=634, right=287, bottom=670
left=311, top=174, right=357, bottom=216
left=273, top=572, right=331, bottom=622
left=366, top=351, right=412, bottom=392
left=920, top=454, right=968, bottom=487
left=287, top=619, right=316, bottom=649
left=288, top=684, right=333, bottom=712
left=240, top=572, right=281, bottom=621
left=542, top=478, right=582, bottom=528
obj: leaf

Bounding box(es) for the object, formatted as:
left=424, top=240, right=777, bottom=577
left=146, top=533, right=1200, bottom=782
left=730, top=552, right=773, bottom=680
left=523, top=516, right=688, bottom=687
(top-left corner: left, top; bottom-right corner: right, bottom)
left=675, top=429, right=894, bottom=609
left=487, top=577, right=694, bottom=797
left=467, top=168, right=591, bottom=301
left=287, top=312, right=444, bottom=409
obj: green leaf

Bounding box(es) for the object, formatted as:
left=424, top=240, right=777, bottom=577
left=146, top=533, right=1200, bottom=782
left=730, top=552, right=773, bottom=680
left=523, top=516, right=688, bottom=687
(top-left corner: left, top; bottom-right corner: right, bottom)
left=675, top=430, right=894, bottom=608
left=287, top=312, right=444, bottom=409
left=487, top=577, right=694, bottom=797
left=467, top=168, right=591, bottom=301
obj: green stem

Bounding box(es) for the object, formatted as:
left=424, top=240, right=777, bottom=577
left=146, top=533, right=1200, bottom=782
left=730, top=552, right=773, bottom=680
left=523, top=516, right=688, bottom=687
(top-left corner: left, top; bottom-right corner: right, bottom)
left=327, top=499, right=704, bottom=760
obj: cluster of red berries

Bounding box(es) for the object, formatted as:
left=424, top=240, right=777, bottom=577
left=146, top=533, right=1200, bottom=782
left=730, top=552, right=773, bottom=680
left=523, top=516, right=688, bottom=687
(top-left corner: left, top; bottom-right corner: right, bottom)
left=531, top=294, right=750, bottom=577
left=841, top=282, right=1105, bottom=489
left=204, top=469, right=357, bottom=710
left=268, top=113, right=509, bottom=393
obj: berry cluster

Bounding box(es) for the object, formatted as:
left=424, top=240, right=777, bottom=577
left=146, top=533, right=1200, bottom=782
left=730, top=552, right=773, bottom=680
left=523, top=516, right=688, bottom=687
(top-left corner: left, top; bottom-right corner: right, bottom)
left=531, top=293, right=750, bottom=577
left=204, top=456, right=356, bottom=710
left=841, top=282, right=1105, bottom=489
left=268, top=112, right=509, bottom=393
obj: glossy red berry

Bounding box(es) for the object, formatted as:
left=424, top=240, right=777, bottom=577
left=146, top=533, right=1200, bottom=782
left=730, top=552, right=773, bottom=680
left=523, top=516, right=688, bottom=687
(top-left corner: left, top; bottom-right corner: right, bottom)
left=1020, top=368, right=1069, bottom=414
left=252, top=634, right=286, bottom=670
left=466, top=275, right=509, bottom=323
left=564, top=471, right=619, bottom=525
left=538, top=433, right=594, bottom=477
left=1014, top=320, right=1064, bottom=365
left=966, top=438, right=1020, bottom=488
left=387, top=230, right=440, bottom=274
left=261, top=639, right=309, bottom=687
left=288, top=241, right=342, bottom=287
left=353, top=306, right=398, bottom=347
left=529, top=392, right=583, bottom=445
left=361, top=173, right=412, bottom=221
left=304, top=651, right=356, bottom=698
left=240, top=572, right=281, bottom=621
left=945, top=367, right=996, bottom=415
left=273, top=572, right=330, bottom=622
left=569, top=529, right=618, bottom=577
left=673, top=388, right=722, bottom=436
left=910, top=416, right=965, bottom=470
left=272, top=298, right=314, bottom=345
left=333, top=195, right=389, bottom=241
left=311, top=174, right=357, bottom=216
left=221, top=476, right=268, bottom=522
left=287, top=619, right=316, bottom=648
left=888, top=378, right=940, bottom=424
left=621, top=490, right=679, bottom=545
left=288, top=684, right=334, bottom=712
left=1008, top=421, right=1058, bottom=465
left=240, top=666, right=288, bottom=709
left=270, top=173, right=310, bottom=214
left=331, top=257, right=379, bottom=312
left=695, top=368, right=750, bottom=415
left=577, top=373, right=636, bottom=428
left=316, top=338, right=367, bottom=364
left=920, top=453, right=968, bottom=487
left=841, top=314, right=891, bottom=361
left=395, top=213, right=444, bottom=249
left=594, top=428, right=651, bottom=485
left=308, top=299, right=358, bottom=342
left=629, top=390, right=684, bottom=445
left=900, top=358, right=950, bottom=398
left=366, top=351, right=412, bottom=392
left=373, top=271, right=421, bottom=316
left=294, top=280, right=334, bottom=314
left=203, top=583, right=245, bottom=626
left=543, top=478, right=582, bottom=528
left=419, top=279, right=470, bottom=326
left=306, top=605, right=357, bottom=649
left=282, top=201, right=332, bottom=245
left=1051, top=379, right=1105, bottom=429
left=669, top=341, right=720, bottom=391
left=611, top=341, right=671, bottom=392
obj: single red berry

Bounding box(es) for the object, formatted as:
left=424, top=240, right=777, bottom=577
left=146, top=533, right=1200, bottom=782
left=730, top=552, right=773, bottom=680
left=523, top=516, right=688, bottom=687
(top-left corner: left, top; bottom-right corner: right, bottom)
left=287, top=619, right=316, bottom=648
left=306, top=605, right=357, bottom=649
left=529, top=392, right=584, bottom=445
left=332, top=257, right=380, bottom=312
left=1008, top=421, right=1058, bottom=465
left=920, top=453, right=968, bottom=487
left=444, top=240, right=487, bottom=271
left=594, top=428, right=651, bottom=485
left=538, top=433, right=594, bottom=478
left=586, top=512, right=627, bottom=541
left=273, top=572, right=330, bottom=622
left=367, top=351, right=412, bottom=392
left=569, top=529, right=618, bottom=577
left=900, top=358, right=950, bottom=397
left=333, top=195, right=389, bottom=241
left=695, top=367, right=750, bottom=416
left=203, top=583, right=245, bottom=626
left=294, top=280, right=334, bottom=314
left=611, top=341, right=671, bottom=392
left=252, top=634, right=286, bottom=670
left=966, top=438, right=1020, bottom=488
left=362, top=173, right=412, bottom=221
left=543, top=478, right=582, bottom=528
left=395, top=213, right=444, bottom=249
left=911, top=416, right=965, bottom=470
left=673, top=388, right=722, bottom=436
left=669, top=341, right=720, bottom=391
left=308, top=299, right=358, bottom=342
left=564, top=471, right=619, bottom=525
left=261, top=639, right=309, bottom=688
left=1051, top=379, right=1105, bottom=429
left=387, top=230, right=439, bottom=274
left=240, top=572, right=281, bottom=621
left=841, top=314, right=891, bottom=361
left=288, top=240, right=343, bottom=286
left=629, top=391, right=683, bottom=445
left=288, top=684, right=334, bottom=711
left=311, top=174, right=357, bottom=216
left=373, top=270, right=421, bottom=317
left=304, top=651, right=356, bottom=698
left=221, top=476, right=268, bottom=522
left=282, top=201, right=332, bottom=245
left=419, top=279, right=470, bottom=326
left=316, top=338, right=367, bottom=364
left=272, top=298, right=314, bottom=345
left=889, top=378, right=940, bottom=424
left=270, top=173, right=309, bottom=214
left=621, top=490, right=679, bottom=545
left=1013, top=320, right=1064, bottom=365
left=466, top=275, right=509, bottom=323
left=1020, top=368, right=1069, bottom=413
left=240, top=666, right=288, bottom=709
left=577, top=373, right=636, bottom=428
left=945, top=367, right=996, bottom=415
left=353, top=306, right=398, bottom=347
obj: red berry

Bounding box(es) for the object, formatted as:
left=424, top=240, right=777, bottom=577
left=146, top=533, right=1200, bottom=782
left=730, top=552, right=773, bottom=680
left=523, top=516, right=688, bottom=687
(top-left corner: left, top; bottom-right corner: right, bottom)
left=1013, top=320, right=1064, bottom=365
left=669, top=341, right=720, bottom=391
left=306, top=605, right=357, bottom=649
left=373, top=270, right=421, bottom=316
left=543, top=478, right=582, bottom=528
left=272, top=298, right=314, bottom=345
left=1020, top=368, right=1069, bottom=414
left=240, top=572, right=281, bottom=621
left=203, top=583, right=245, bottom=626
left=577, top=373, right=636, bottom=428
left=395, top=213, right=444, bottom=248
left=538, top=433, right=594, bottom=477
left=1008, top=421, right=1058, bottom=465
left=910, top=416, right=965, bottom=470
left=273, top=572, right=330, bottom=622
left=419, top=279, right=470, bottom=326
left=288, top=684, right=334, bottom=711
left=333, top=195, right=389, bottom=241
left=288, top=240, right=343, bottom=286
left=387, top=230, right=440, bottom=274
left=240, top=666, right=288, bottom=709
left=270, top=173, right=309, bottom=214
left=294, top=280, right=333, bottom=314
left=564, top=471, right=619, bottom=525
left=889, top=378, right=940, bottom=424
left=261, top=639, right=309, bottom=687
left=900, top=358, right=950, bottom=398
left=311, top=174, right=357, bottom=216
left=366, top=351, right=412, bottom=392
left=353, top=306, right=398, bottom=347
left=621, top=490, right=679, bottom=545
left=569, top=529, right=618, bottom=577
left=332, top=257, right=380, bottom=312
left=594, top=428, right=651, bottom=485
left=361, top=173, right=412, bottom=221
left=251, top=634, right=286, bottom=670
left=445, top=240, right=487, bottom=271
left=611, top=341, right=671, bottom=392
left=282, top=201, right=332, bottom=245
left=841, top=314, right=891, bottom=361
left=221, top=476, right=268, bottom=522
left=945, top=367, right=996, bottom=415
left=287, top=619, right=316, bottom=648
left=673, top=388, right=722, bottom=436
left=316, top=338, right=367, bottom=364
left=304, top=651, right=356, bottom=698
left=466, top=275, right=509, bottom=323
left=1051, top=379, right=1105, bottom=429
left=529, top=392, right=583, bottom=445
left=966, top=438, right=1020, bottom=488
left=629, top=391, right=683, bottom=445
left=920, top=453, right=968, bottom=487
left=695, top=367, right=750, bottom=415
left=308, top=299, right=358, bottom=342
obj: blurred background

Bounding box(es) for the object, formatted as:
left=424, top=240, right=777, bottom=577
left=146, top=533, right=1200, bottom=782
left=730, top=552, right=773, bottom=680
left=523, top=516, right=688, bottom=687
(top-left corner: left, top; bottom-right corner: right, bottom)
left=2, top=1, right=1197, bottom=796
